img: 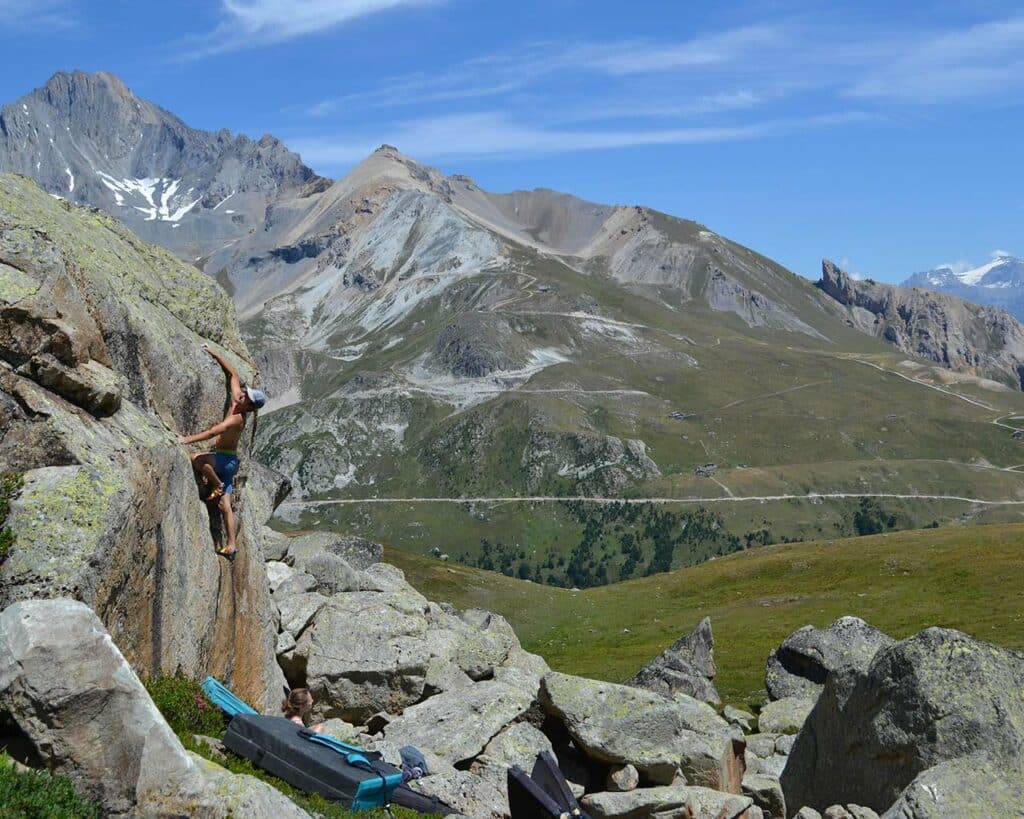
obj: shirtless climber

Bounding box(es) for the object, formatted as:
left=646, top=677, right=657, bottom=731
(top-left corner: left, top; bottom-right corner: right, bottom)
left=177, top=344, right=266, bottom=561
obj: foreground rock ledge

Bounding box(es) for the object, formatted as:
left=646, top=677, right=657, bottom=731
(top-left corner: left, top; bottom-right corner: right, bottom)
left=0, top=598, right=309, bottom=818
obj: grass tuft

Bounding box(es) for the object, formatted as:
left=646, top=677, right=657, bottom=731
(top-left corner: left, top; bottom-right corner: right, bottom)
left=0, top=753, right=101, bottom=819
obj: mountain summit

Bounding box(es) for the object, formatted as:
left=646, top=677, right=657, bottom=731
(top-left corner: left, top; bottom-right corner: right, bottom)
left=0, top=70, right=325, bottom=257
left=901, top=254, right=1024, bottom=321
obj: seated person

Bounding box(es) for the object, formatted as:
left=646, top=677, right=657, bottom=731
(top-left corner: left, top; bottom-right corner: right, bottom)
left=282, top=687, right=324, bottom=732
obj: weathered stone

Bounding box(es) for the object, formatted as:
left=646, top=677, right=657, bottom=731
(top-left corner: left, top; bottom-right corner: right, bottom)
left=758, top=754, right=788, bottom=778
left=845, top=805, right=879, bottom=819
left=583, top=784, right=753, bottom=819
left=758, top=697, right=814, bottom=735
left=276, top=592, right=329, bottom=638
left=540, top=672, right=744, bottom=790
left=626, top=616, right=720, bottom=705
left=746, top=734, right=779, bottom=759
left=265, top=560, right=294, bottom=591
left=782, top=628, right=1024, bottom=814
left=879, top=754, right=1024, bottom=819
left=723, top=705, right=756, bottom=733
left=608, top=763, right=640, bottom=792
left=0, top=178, right=283, bottom=710
left=383, top=679, right=535, bottom=765
left=192, top=734, right=228, bottom=762
left=285, top=530, right=382, bottom=571
left=410, top=770, right=505, bottom=819
left=743, top=773, right=785, bottom=819
left=766, top=617, right=894, bottom=702
left=259, top=526, right=290, bottom=561
left=824, top=807, right=854, bottom=819
left=483, top=721, right=554, bottom=769
left=274, top=570, right=319, bottom=598
left=317, top=718, right=362, bottom=744
left=296, top=592, right=431, bottom=723
left=0, top=599, right=308, bottom=818
left=425, top=603, right=519, bottom=681
left=794, top=809, right=823, bottom=819
left=775, top=734, right=795, bottom=756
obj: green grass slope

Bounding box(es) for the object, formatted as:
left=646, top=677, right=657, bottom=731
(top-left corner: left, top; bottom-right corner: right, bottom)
left=384, top=522, right=1024, bottom=707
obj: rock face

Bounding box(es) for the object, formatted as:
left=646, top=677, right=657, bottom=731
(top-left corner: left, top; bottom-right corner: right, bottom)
left=0, top=174, right=283, bottom=708
left=539, top=671, right=744, bottom=790
left=782, top=627, right=1024, bottom=814
left=0, top=599, right=309, bottom=818
left=817, top=258, right=1024, bottom=388
left=626, top=616, right=720, bottom=704
left=765, top=617, right=894, bottom=702
left=0, top=70, right=324, bottom=259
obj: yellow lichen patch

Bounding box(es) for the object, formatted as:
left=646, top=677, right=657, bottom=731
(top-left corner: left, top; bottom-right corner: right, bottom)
left=0, top=262, right=39, bottom=302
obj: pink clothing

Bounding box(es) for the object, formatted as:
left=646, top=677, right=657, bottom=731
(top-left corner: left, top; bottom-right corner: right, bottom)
left=288, top=715, right=304, bottom=726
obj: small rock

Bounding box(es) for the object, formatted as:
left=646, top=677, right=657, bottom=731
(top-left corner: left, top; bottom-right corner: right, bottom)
left=607, top=763, right=639, bottom=792
left=746, top=733, right=779, bottom=759
left=794, top=809, right=823, bottom=819
left=845, top=805, right=878, bottom=819
left=191, top=734, right=227, bottom=761
left=775, top=734, right=795, bottom=756
left=758, top=696, right=814, bottom=735
left=723, top=705, right=755, bottom=732
left=824, top=807, right=854, bottom=819
left=743, top=772, right=786, bottom=819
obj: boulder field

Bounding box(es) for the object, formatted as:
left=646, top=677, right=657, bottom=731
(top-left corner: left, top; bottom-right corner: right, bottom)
left=2, top=178, right=1023, bottom=818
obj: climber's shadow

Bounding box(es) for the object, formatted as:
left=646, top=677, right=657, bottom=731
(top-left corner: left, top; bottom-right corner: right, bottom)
left=192, top=470, right=227, bottom=549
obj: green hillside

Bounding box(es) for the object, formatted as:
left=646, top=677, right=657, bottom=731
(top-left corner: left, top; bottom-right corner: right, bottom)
left=381, top=522, right=1024, bottom=707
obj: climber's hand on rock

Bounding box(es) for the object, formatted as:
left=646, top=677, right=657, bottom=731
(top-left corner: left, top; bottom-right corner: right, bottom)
left=177, top=435, right=189, bottom=444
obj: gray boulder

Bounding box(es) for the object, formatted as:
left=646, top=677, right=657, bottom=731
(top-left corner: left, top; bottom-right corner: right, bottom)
left=582, top=784, right=754, bottom=818
left=540, top=672, right=745, bottom=790
left=723, top=705, right=756, bottom=733
left=284, top=531, right=382, bottom=571
left=880, top=754, right=1024, bottom=818
left=626, top=616, right=720, bottom=704
left=383, top=679, right=535, bottom=765
left=743, top=772, right=785, bottom=819
left=259, top=526, right=291, bottom=562
left=782, top=627, right=1024, bottom=814
left=766, top=617, right=894, bottom=701
left=294, top=590, right=431, bottom=723
left=758, top=696, right=815, bottom=735
left=410, top=770, right=505, bottom=819
left=0, top=598, right=308, bottom=818
left=794, top=810, right=823, bottom=819
left=765, top=618, right=892, bottom=700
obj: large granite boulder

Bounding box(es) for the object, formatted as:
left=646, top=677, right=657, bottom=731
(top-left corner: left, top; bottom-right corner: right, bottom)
left=879, top=753, right=1024, bottom=818
left=284, top=531, right=382, bottom=571
left=626, top=616, right=720, bottom=704
left=766, top=617, right=894, bottom=701
left=582, top=784, right=754, bottom=818
left=382, top=679, right=535, bottom=765
left=758, top=697, right=815, bottom=735
left=0, top=176, right=282, bottom=709
left=0, top=598, right=308, bottom=818
left=291, top=588, right=432, bottom=723
left=540, top=671, right=745, bottom=790
left=782, top=627, right=1024, bottom=814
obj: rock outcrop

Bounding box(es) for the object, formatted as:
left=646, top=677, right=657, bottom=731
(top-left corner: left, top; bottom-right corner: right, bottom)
left=0, top=598, right=309, bottom=818
left=817, top=258, right=1024, bottom=388
left=626, top=616, right=720, bottom=704
left=781, top=627, right=1024, bottom=814
left=765, top=616, right=894, bottom=702
left=0, top=174, right=283, bottom=708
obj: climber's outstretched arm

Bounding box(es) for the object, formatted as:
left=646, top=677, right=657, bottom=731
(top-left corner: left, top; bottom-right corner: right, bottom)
left=202, top=344, right=244, bottom=404
left=177, top=414, right=242, bottom=445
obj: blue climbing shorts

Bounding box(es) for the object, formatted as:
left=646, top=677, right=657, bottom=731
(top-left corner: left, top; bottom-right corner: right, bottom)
left=213, top=450, right=239, bottom=494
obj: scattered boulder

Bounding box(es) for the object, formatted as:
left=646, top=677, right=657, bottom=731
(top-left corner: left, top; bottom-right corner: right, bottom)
left=607, top=763, right=640, bottom=792
left=824, top=807, right=854, bottom=819
left=782, top=627, right=1024, bottom=813
left=743, top=772, right=786, bottom=819
left=723, top=705, right=756, bottom=733
left=582, top=784, right=754, bottom=818
left=409, top=770, right=505, bottom=819
left=794, top=809, right=823, bottom=819
left=878, top=754, right=1024, bottom=818
left=626, top=616, right=720, bottom=704
left=0, top=598, right=308, bottom=818
left=766, top=617, right=894, bottom=701
left=758, top=696, right=815, bottom=735
left=284, top=531, right=382, bottom=571
left=382, top=679, right=535, bottom=765
left=540, top=671, right=744, bottom=790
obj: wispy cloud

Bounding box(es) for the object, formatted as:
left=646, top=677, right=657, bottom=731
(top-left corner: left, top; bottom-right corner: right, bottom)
left=0, top=0, right=76, bottom=30
left=185, top=0, right=445, bottom=57
left=847, top=16, right=1024, bottom=103
left=289, top=110, right=870, bottom=164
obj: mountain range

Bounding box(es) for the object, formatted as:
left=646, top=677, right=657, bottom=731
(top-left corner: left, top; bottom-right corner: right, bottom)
left=5, top=70, right=1024, bottom=585
left=900, top=254, right=1024, bottom=321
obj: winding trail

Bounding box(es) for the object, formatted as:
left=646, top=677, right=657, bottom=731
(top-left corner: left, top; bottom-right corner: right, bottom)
left=283, top=491, right=1024, bottom=509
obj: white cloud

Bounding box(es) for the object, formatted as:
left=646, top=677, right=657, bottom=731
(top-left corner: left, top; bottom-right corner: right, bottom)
left=187, top=0, right=445, bottom=57
left=991, top=249, right=1015, bottom=259
left=847, top=16, right=1024, bottom=103
left=937, top=258, right=973, bottom=274
left=289, top=110, right=870, bottom=166
left=0, top=0, right=75, bottom=30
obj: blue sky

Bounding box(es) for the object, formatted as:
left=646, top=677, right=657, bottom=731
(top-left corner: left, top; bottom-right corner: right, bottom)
left=1, top=0, right=1021, bottom=283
